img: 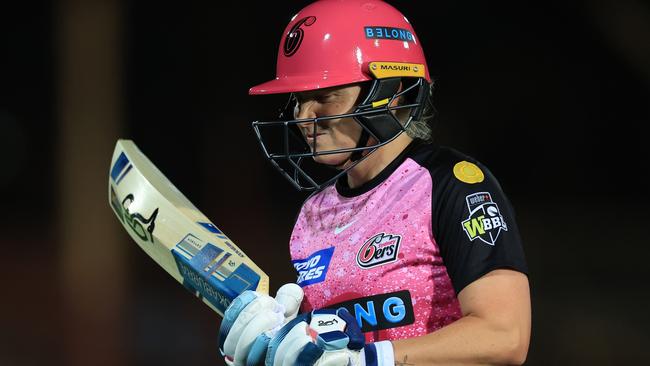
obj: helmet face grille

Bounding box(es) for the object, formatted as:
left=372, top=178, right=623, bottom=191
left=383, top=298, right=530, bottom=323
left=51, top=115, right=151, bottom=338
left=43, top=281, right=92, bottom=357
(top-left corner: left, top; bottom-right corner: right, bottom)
left=251, top=78, right=429, bottom=191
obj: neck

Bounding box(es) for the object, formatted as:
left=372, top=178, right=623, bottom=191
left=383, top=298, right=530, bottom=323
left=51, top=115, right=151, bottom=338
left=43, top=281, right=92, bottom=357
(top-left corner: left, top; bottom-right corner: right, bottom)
left=346, top=133, right=414, bottom=189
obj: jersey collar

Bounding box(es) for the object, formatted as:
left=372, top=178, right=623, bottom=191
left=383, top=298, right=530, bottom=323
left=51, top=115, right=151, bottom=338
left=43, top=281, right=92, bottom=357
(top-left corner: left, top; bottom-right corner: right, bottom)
left=335, top=139, right=426, bottom=198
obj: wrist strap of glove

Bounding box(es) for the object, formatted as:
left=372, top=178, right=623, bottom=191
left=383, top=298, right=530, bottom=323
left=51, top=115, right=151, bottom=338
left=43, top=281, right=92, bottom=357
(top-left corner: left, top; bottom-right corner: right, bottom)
left=360, top=340, right=394, bottom=366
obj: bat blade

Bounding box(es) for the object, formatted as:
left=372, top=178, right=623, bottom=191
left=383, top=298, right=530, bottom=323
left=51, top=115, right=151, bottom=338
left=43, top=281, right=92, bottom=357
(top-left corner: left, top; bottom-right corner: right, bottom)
left=108, top=139, right=269, bottom=316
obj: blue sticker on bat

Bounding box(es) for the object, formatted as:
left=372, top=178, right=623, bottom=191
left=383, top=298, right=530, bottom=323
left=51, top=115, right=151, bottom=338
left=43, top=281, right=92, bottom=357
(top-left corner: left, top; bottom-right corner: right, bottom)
left=172, top=240, right=260, bottom=313
left=110, top=152, right=128, bottom=181
left=110, top=152, right=132, bottom=185
left=198, top=222, right=223, bottom=234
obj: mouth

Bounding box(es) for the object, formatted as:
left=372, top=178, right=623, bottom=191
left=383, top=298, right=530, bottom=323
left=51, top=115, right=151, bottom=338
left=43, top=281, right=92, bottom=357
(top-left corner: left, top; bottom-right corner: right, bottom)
left=305, top=132, right=326, bottom=141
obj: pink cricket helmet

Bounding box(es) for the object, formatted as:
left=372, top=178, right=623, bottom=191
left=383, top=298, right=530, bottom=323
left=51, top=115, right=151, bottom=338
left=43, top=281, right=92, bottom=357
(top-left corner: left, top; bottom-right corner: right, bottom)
left=249, top=0, right=430, bottom=95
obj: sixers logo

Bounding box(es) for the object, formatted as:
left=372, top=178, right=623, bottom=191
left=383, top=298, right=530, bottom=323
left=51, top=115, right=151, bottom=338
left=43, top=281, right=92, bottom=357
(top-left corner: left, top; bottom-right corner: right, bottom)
left=283, top=16, right=316, bottom=57
left=356, top=233, right=401, bottom=269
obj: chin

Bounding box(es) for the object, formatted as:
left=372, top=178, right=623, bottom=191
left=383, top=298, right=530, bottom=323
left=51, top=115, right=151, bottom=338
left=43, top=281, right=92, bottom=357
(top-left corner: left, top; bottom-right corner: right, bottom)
left=312, top=152, right=352, bottom=167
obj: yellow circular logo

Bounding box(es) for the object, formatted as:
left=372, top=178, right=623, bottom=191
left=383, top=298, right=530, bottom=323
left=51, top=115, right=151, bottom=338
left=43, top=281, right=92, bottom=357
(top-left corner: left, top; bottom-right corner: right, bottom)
left=453, top=161, right=484, bottom=184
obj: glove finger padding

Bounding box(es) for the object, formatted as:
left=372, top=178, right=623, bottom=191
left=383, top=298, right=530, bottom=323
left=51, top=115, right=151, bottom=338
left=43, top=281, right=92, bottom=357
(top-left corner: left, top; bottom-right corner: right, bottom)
left=265, top=313, right=312, bottom=366
left=335, top=307, right=364, bottom=350
left=314, top=351, right=353, bottom=366
left=220, top=291, right=259, bottom=352
left=274, top=283, right=304, bottom=321
left=234, top=309, right=284, bottom=363
left=220, top=293, right=284, bottom=366
left=245, top=333, right=272, bottom=366
left=219, top=284, right=305, bottom=366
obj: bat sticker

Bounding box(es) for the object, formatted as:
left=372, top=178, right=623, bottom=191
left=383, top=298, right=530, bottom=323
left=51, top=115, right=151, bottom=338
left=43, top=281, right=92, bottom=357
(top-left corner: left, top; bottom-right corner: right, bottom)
left=172, top=236, right=261, bottom=313
left=110, top=152, right=133, bottom=185
left=110, top=187, right=158, bottom=243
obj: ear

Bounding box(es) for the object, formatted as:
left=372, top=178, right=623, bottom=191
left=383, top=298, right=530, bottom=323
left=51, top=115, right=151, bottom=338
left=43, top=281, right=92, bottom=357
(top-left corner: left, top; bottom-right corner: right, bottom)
left=391, top=81, right=411, bottom=123
left=389, top=81, right=404, bottom=107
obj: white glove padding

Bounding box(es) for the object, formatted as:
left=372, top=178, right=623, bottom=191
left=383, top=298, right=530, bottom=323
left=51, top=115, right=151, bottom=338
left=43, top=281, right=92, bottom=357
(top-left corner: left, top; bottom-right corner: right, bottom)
left=218, top=283, right=304, bottom=366
left=262, top=307, right=366, bottom=366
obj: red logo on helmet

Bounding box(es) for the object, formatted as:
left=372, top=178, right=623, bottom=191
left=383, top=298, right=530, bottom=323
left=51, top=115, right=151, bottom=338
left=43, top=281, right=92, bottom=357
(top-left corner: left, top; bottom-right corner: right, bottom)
left=283, top=16, right=317, bottom=57
left=356, top=232, right=401, bottom=269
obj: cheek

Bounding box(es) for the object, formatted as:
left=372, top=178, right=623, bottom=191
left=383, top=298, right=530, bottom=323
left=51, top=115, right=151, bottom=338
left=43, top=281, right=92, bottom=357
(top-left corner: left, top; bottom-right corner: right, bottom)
left=329, top=119, right=362, bottom=144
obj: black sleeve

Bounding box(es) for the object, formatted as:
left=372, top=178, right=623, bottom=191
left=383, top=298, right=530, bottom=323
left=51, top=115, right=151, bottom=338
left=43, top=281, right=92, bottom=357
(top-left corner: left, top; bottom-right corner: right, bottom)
left=429, top=151, right=528, bottom=294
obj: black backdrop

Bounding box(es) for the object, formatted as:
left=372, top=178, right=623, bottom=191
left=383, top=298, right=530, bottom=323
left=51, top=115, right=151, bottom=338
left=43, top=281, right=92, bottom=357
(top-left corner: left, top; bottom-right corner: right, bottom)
left=1, top=1, right=649, bottom=365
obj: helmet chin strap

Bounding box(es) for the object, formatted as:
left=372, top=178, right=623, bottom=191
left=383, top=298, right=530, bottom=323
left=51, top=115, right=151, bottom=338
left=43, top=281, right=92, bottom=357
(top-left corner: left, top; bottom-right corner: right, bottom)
left=348, top=128, right=371, bottom=163
left=325, top=78, right=403, bottom=169
left=316, top=77, right=407, bottom=169
left=344, top=77, right=403, bottom=164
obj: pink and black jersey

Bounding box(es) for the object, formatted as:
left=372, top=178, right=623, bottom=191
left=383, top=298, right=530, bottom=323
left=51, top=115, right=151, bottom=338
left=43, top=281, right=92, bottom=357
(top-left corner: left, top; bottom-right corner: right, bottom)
left=289, top=142, right=527, bottom=343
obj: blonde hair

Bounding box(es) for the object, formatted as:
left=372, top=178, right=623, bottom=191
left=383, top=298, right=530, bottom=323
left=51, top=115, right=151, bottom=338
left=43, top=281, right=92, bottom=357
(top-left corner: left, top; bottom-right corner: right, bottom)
left=403, top=81, right=436, bottom=142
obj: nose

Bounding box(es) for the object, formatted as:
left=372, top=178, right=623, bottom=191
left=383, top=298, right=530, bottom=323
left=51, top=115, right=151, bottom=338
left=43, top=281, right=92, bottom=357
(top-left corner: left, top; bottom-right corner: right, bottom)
left=294, top=101, right=317, bottom=130
left=296, top=99, right=319, bottom=119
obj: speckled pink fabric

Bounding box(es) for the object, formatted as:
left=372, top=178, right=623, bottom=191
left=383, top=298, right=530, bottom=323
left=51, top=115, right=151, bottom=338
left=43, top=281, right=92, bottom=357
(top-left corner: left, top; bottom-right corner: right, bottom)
left=290, top=158, right=462, bottom=342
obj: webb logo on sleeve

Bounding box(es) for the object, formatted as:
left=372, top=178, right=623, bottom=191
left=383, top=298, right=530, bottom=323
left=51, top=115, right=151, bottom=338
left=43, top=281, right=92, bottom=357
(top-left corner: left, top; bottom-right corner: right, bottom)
left=292, top=247, right=335, bottom=286
left=461, top=192, right=508, bottom=246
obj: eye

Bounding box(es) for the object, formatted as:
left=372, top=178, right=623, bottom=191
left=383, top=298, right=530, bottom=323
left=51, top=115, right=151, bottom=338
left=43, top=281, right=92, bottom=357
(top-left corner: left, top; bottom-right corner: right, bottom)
left=316, top=93, right=337, bottom=103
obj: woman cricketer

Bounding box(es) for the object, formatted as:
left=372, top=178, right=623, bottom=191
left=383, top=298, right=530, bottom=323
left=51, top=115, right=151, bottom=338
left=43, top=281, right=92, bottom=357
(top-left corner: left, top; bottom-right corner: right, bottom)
left=218, top=1, right=531, bottom=365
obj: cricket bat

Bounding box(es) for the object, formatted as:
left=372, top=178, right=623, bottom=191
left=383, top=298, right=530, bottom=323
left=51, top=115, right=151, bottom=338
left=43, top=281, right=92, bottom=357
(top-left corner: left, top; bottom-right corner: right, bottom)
left=108, top=139, right=270, bottom=316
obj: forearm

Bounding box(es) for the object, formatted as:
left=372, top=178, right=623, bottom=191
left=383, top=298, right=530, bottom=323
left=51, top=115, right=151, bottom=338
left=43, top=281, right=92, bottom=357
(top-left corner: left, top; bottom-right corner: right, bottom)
left=391, top=313, right=529, bottom=366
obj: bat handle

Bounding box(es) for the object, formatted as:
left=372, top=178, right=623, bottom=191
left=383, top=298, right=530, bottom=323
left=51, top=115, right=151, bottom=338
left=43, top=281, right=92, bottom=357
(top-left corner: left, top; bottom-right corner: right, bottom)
left=257, top=277, right=270, bottom=295
left=274, top=283, right=304, bottom=322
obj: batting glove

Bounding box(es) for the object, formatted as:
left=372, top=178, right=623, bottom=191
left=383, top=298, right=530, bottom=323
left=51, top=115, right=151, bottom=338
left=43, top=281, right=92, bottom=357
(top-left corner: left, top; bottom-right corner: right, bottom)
left=218, top=283, right=304, bottom=366
left=246, top=307, right=395, bottom=366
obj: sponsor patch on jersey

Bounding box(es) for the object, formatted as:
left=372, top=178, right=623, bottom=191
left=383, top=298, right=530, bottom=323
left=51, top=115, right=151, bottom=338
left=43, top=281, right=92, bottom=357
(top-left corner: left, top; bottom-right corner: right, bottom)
left=356, top=232, right=401, bottom=269
left=364, top=26, right=415, bottom=42
left=293, top=247, right=335, bottom=287
left=453, top=161, right=484, bottom=184
left=461, top=192, right=508, bottom=246
left=328, top=290, right=415, bottom=332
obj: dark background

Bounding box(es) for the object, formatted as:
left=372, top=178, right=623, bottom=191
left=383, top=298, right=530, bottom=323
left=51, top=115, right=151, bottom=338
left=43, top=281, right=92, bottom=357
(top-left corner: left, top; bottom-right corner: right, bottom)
left=1, top=0, right=649, bottom=365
